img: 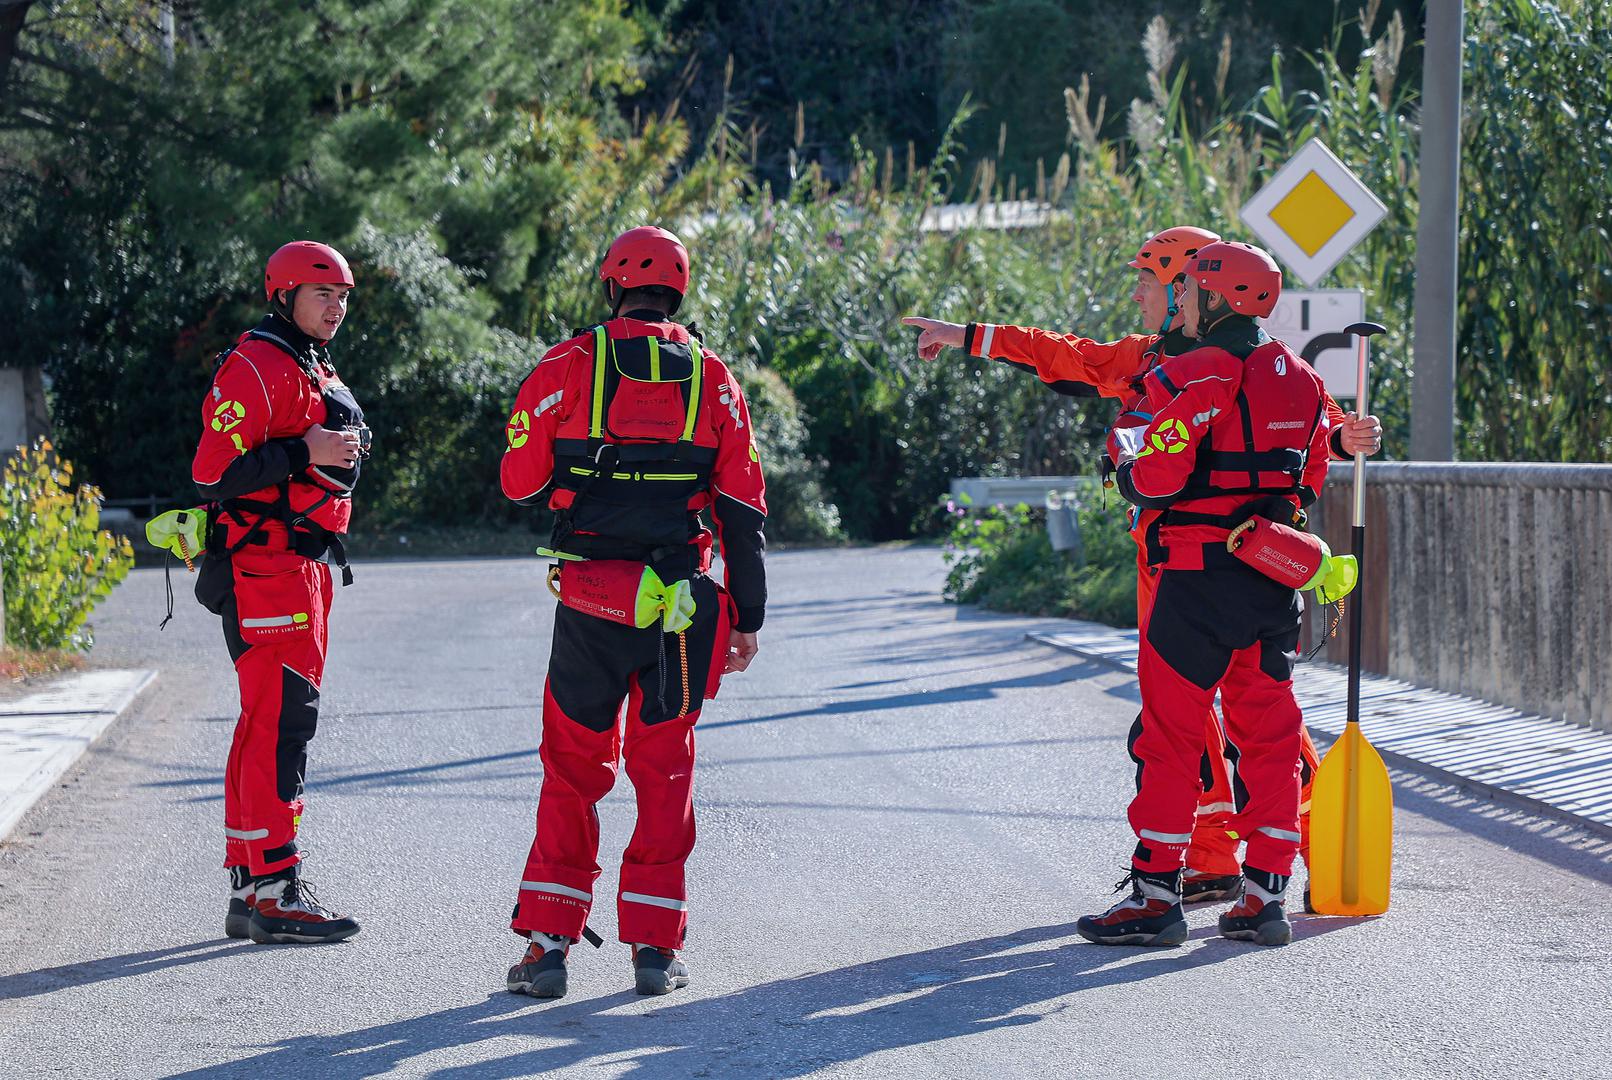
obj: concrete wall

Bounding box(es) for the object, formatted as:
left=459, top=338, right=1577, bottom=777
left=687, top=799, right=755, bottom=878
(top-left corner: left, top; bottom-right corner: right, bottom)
left=953, top=462, right=1612, bottom=732
left=1311, top=462, right=1612, bottom=733
left=0, top=367, right=50, bottom=452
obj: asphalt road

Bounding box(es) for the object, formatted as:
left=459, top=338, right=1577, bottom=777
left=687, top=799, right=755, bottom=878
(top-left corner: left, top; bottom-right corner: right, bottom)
left=1, top=547, right=1608, bottom=1079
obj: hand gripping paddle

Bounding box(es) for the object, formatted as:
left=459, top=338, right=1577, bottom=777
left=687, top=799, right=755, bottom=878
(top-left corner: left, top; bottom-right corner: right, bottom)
left=1308, top=322, right=1394, bottom=916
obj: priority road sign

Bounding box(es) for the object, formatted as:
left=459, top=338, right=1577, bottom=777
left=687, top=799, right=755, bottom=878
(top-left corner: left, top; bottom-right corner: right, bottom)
left=1263, top=288, right=1366, bottom=398
left=1240, top=139, right=1387, bottom=287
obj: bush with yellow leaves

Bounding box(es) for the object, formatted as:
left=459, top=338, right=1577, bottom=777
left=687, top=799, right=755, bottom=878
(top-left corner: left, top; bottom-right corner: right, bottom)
left=0, top=439, right=134, bottom=651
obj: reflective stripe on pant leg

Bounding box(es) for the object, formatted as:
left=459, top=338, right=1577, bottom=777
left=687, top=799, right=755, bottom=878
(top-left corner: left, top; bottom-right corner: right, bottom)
left=513, top=676, right=622, bottom=941
left=617, top=675, right=698, bottom=950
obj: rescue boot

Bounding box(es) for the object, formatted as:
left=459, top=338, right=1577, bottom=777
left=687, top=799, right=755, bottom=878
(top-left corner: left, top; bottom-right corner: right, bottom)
left=224, top=866, right=254, bottom=940
left=507, top=933, right=571, bottom=998
left=632, top=945, right=690, bottom=996
left=1181, top=867, right=1243, bottom=905
left=1218, top=867, right=1292, bottom=946
left=247, top=871, right=361, bottom=944
left=1076, top=869, right=1188, bottom=947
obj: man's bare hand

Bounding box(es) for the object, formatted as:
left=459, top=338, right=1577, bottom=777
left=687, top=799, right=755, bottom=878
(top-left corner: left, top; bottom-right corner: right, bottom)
left=1339, top=412, right=1383, bottom=457
left=725, top=631, right=759, bottom=674
left=304, top=424, right=360, bottom=468
left=902, top=316, right=966, bottom=361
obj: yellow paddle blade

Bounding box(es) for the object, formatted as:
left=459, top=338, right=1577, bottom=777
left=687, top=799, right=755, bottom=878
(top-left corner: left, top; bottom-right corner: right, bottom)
left=1308, top=723, right=1394, bottom=916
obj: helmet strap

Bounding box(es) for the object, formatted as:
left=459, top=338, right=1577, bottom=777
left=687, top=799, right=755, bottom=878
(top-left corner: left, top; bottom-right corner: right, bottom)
left=271, top=285, right=298, bottom=322
left=1158, top=281, right=1178, bottom=337
left=1198, top=289, right=1236, bottom=334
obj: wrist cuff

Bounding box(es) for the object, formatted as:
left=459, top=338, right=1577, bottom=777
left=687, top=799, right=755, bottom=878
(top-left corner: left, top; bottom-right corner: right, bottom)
left=965, top=322, right=998, bottom=358
left=734, top=605, right=765, bottom=633
left=279, top=436, right=312, bottom=475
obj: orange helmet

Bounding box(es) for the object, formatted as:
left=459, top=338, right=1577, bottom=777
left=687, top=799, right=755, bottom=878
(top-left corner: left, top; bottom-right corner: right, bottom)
left=1128, top=226, right=1221, bottom=284
left=1189, top=241, right=1282, bottom=318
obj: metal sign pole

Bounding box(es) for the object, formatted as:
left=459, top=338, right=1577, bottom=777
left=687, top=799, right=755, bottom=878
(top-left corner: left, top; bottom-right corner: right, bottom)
left=1411, top=0, right=1465, bottom=461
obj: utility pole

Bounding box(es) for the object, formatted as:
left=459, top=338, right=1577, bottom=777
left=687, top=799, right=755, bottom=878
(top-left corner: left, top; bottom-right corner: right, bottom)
left=1411, top=0, right=1464, bottom=461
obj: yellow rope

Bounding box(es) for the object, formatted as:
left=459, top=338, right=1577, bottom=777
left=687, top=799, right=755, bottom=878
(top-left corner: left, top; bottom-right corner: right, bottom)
left=675, top=631, right=690, bottom=719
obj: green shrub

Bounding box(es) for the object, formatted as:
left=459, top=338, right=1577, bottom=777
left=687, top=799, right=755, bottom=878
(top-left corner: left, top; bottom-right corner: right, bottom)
left=0, top=440, right=134, bottom=651
left=941, top=491, right=1139, bottom=627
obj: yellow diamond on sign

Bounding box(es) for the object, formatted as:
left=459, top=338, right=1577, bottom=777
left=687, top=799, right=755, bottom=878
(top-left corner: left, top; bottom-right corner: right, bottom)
left=1239, top=138, right=1386, bottom=287
left=1268, top=172, right=1356, bottom=257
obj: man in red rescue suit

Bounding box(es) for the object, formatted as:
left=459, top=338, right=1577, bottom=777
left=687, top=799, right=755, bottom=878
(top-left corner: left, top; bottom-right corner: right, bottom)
left=905, top=227, right=1382, bottom=906
left=1078, top=241, right=1330, bottom=947
left=191, top=241, right=367, bottom=944
left=500, top=226, right=767, bottom=999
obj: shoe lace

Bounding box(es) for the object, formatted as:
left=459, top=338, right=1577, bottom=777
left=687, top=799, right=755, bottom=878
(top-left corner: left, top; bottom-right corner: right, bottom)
left=286, top=877, right=337, bottom=918
left=1110, top=868, right=1139, bottom=894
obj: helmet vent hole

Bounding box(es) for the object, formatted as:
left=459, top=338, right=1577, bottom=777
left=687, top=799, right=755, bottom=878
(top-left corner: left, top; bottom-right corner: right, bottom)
left=312, top=262, right=330, bottom=269
left=1257, top=291, right=1269, bottom=301
left=640, top=258, right=654, bottom=269
left=617, top=258, right=628, bottom=266
left=1235, top=284, right=1249, bottom=291
left=674, top=262, right=682, bottom=272
left=1158, top=256, right=1171, bottom=269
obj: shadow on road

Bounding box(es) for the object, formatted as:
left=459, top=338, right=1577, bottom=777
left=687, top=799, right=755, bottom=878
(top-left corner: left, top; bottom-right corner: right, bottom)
left=0, top=939, right=249, bottom=1000
left=161, top=918, right=1366, bottom=1079
left=699, top=657, right=1118, bottom=732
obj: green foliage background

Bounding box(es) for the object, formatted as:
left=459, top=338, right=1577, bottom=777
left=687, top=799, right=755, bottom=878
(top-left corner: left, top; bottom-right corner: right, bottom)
left=1, top=0, right=1606, bottom=548
left=0, top=440, right=134, bottom=650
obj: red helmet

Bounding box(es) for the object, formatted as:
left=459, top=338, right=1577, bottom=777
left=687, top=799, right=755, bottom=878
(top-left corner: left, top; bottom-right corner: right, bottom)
left=1128, top=226, right=1220, bottom=284
left=599, top=226, right=690, bottom=297
left=1189, top=241, right=1282, bottom=318
left=264, top=241, right=354, bottom=302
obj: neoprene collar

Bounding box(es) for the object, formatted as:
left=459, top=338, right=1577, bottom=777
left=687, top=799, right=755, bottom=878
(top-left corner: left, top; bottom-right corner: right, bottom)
left=1194, top=314, right=1268, bottom=359
left=251, top=312, right=331, bottom=374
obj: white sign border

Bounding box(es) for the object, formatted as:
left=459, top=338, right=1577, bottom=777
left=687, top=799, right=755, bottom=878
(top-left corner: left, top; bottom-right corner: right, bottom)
left=1240, top=138, right=1388, bottom=288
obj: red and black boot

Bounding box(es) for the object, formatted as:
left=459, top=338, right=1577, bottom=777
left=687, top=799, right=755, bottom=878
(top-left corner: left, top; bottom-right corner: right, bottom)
left=508, top=933, right=571, bottom=999
left=1181, top=867, right=1243, bottom=905
left=1077, top=868, right=1188, bottom=947
left=248, top=871, right=361, bottom=944
left=633, top=945, right=690, bottom=996
left=225, top=866, right=254, bottom=940
left=1218, top=866, right=1293, bottom=946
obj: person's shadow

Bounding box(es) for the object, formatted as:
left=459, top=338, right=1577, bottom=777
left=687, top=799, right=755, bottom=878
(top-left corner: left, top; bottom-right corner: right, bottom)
left=161, top=916, right=1367, bottom=1078
left=0, top=938, right=250, bottom=1000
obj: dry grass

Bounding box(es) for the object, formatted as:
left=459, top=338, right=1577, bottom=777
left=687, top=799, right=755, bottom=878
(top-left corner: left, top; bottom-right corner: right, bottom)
left=0, top=646, right=85, bottom=685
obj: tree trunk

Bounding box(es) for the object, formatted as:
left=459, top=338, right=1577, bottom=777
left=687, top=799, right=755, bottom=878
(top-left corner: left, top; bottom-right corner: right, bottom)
left=0, top=1, right=36, bottom=105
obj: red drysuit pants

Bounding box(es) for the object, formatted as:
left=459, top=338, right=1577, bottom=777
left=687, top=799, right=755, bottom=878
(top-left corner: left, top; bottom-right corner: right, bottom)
left=1129, top=565, right=1306, bottom=879
left=513, top=573, right=729, bottom=950
left=220, top=549, right=331, bottom=877
left=1133, top=542, right=1317, bottom=876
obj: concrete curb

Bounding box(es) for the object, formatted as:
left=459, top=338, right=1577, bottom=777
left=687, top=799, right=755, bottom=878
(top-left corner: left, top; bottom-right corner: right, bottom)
left=0, top=669, right=157, bottom=843
left=1030, top=624, right=1612, bottom=840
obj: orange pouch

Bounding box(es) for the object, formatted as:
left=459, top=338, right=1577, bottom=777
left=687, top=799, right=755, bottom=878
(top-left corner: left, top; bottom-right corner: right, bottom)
left=1226, top=516, right=1325, bottom=589
left=557, top=559, right=646, bottom=627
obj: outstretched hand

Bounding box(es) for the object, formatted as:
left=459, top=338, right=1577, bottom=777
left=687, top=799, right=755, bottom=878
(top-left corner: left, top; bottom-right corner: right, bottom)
left=902, top=316, right=965, bottom=361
